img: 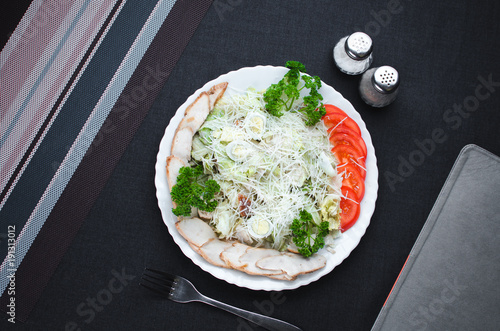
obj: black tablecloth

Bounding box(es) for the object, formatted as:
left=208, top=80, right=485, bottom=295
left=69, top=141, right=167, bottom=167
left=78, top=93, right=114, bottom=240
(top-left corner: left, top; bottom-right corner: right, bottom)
left=1, top=1, right=499, bottom=330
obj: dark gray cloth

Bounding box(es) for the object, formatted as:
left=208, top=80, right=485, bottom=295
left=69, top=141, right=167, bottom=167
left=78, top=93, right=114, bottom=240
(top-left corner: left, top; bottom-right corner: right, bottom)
left=2, top=0, right=500, bottom=330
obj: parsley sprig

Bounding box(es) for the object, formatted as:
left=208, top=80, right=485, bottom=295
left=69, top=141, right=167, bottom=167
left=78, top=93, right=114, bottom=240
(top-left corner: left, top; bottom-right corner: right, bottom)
left=290, top=210, right=329, bottom=258
left=171, top=165, right=220, bottom=217
left=263, top=61, right=326, bottom=126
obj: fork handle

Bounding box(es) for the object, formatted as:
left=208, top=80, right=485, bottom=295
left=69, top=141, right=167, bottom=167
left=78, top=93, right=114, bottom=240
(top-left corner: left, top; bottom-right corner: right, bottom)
left=197, top=294, right=302, bottom=331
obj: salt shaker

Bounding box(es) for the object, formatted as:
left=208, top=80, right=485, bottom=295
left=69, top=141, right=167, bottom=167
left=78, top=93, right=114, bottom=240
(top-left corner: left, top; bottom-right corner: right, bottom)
left=333, top=32, right=373, bottom=75
left=359, top=66, right=399, bottom=107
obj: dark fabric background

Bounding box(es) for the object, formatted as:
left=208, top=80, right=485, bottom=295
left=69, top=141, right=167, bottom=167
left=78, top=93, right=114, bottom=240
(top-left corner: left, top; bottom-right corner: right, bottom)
left=0, top=0, right=31, bottom=48
left=2, top=0, right=500, bottom=330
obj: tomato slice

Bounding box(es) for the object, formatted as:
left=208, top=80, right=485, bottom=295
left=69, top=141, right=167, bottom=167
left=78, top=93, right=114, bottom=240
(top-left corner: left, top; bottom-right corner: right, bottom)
left=328, top=126, right=367, bottom=156
left=324, top=104, right=348, bottom=117
left=340, top=186, right=360, bottom=232
left=332, top=144, right=366, bottom=178
left=339, top=163, right=365, bottom=201
left=322, top=112, right=361, bottom=136
left=329, top=133, right=365, bottom=158
left=323, top=105, right=367, bottom=231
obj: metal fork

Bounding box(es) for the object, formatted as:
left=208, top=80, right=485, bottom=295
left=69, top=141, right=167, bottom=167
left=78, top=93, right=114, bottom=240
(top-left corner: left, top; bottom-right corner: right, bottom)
left=140, top=268, right=302, bottom=331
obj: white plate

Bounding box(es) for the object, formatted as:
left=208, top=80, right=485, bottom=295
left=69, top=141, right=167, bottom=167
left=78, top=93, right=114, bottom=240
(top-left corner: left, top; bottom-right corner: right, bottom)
left=155, top=65, right=378, bottom=291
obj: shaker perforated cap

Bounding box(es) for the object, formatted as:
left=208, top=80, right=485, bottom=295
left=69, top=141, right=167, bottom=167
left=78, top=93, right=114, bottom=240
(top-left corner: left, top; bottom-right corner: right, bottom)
left=345, top=32, right=373, bottom=60
left=372, top=66, right=399, bottom=93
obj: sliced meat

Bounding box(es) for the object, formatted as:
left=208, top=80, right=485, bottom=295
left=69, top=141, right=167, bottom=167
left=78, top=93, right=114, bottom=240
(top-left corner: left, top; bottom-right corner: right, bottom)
left=256, top=252, right=327, bottom=278
left=170, top=126, right=194, bottom=162
left=170, top=91, right=212, bottom=165
left=175, top=217, right=217, bottom=248
left=179, top=92, right=211, bottom=134
left=197, top=209, right=213, bottom=220
left=199, top=238, right=234, bottom=268
left=234, top=224, right=253, bottom=245
left=207, top=82, right=228, bottom=109
left=166, top=155, right=186, bottom=192
left=287, top=242, right=300, bottom=254
left=220, top=242, right=249, bottom=269
left=188, top=242, right=201, bottom=254
left=169, top=83, right=228, bottom=176
left=238, top=247, right=285, bottom=276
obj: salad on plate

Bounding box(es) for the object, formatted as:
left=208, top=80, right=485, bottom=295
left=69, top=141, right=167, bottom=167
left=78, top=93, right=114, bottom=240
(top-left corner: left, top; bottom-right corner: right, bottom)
left=163, top=61, right=370, bottom=282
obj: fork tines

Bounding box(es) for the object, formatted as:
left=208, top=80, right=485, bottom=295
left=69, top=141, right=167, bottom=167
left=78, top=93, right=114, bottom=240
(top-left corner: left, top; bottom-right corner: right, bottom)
left=140, top=268, right=177, bottom=297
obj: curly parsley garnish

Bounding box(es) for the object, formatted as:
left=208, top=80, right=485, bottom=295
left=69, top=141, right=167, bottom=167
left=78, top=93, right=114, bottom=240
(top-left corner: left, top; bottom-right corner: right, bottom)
left=290, top=210, right=329, bottom=258
left=263, top=61, right=326, bottom=126
left=171, top=165, right=220, bottom=217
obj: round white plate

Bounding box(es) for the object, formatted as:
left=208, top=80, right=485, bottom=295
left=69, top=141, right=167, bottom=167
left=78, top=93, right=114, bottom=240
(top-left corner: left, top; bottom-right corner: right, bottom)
left=155, top=65, right=378, bottom=291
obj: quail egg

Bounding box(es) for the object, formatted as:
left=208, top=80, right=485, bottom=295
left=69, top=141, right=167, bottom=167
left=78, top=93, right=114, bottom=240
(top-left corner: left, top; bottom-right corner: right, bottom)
left=244, top=112, right=267, bottom=140
left=226, top=140, right=252, bottom=162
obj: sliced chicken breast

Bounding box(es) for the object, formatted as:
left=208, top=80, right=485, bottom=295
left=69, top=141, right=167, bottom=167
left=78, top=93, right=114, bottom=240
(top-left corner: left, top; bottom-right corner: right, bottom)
left=175, top=217, right=217, bottom=248
left=199, top=238, right=234, bottom=268
left=256, top=252, right=327, bottom=278
left=238, top=247, right=285, bottom=276
left=220, top=242, right=250, bottom=269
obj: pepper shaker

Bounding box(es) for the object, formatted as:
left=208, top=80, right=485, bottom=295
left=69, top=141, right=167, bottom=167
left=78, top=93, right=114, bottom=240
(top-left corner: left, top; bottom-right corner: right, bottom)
left=333, top=32, right=373, bottom=75
left=359, top=66, right=400, bottom=107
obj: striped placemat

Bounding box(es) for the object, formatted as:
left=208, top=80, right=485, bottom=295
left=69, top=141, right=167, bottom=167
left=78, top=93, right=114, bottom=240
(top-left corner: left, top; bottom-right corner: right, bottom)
left=0, top=0, right=213, bottom=321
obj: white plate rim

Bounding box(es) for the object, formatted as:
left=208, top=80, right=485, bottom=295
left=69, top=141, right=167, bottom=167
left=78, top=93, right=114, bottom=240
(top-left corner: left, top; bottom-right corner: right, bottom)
left=154, top=65, right=378, bottom=291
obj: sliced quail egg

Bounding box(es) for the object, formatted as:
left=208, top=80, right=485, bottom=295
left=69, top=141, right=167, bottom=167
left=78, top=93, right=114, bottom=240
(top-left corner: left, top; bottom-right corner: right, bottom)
left=244, top=112, right=266, bottom=140
left=226, top=140, right=252, bottom=162
left=318, top=151, right=336, bottom=177
left=247, top=216, right=272, bottom=238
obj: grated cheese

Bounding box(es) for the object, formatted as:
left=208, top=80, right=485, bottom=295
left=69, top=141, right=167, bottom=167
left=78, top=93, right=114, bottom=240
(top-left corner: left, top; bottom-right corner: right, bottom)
left=192, top=90, right=342, bottom=250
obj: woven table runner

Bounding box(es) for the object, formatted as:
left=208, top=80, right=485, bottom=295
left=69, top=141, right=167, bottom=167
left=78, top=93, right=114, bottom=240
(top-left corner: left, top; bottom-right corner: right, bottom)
left=0, top=0, right=213, bottom=322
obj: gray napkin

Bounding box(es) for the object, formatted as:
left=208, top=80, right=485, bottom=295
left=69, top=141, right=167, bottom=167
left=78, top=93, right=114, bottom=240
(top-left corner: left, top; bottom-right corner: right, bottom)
left=372, top=144, right=500, bottom=330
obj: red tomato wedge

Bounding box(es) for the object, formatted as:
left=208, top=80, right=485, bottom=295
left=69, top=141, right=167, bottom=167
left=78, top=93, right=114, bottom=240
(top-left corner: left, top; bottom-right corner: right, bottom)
left=339, top=163, right=365, bottom=201
left=324, top=104, right=348, bottom=117
left=340, top=186, right=360, bottom=232
left=322, top=112, right=361, bottom=136
left=332, top=144, right=366, bottom=178
left=328, top=126, right=367, bottom=156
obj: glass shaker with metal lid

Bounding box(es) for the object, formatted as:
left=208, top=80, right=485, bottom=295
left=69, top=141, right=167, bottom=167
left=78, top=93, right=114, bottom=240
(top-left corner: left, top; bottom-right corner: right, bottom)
left=333, top=32, right=373, bottom=75
left=359, top=65, right=400, bottom=107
